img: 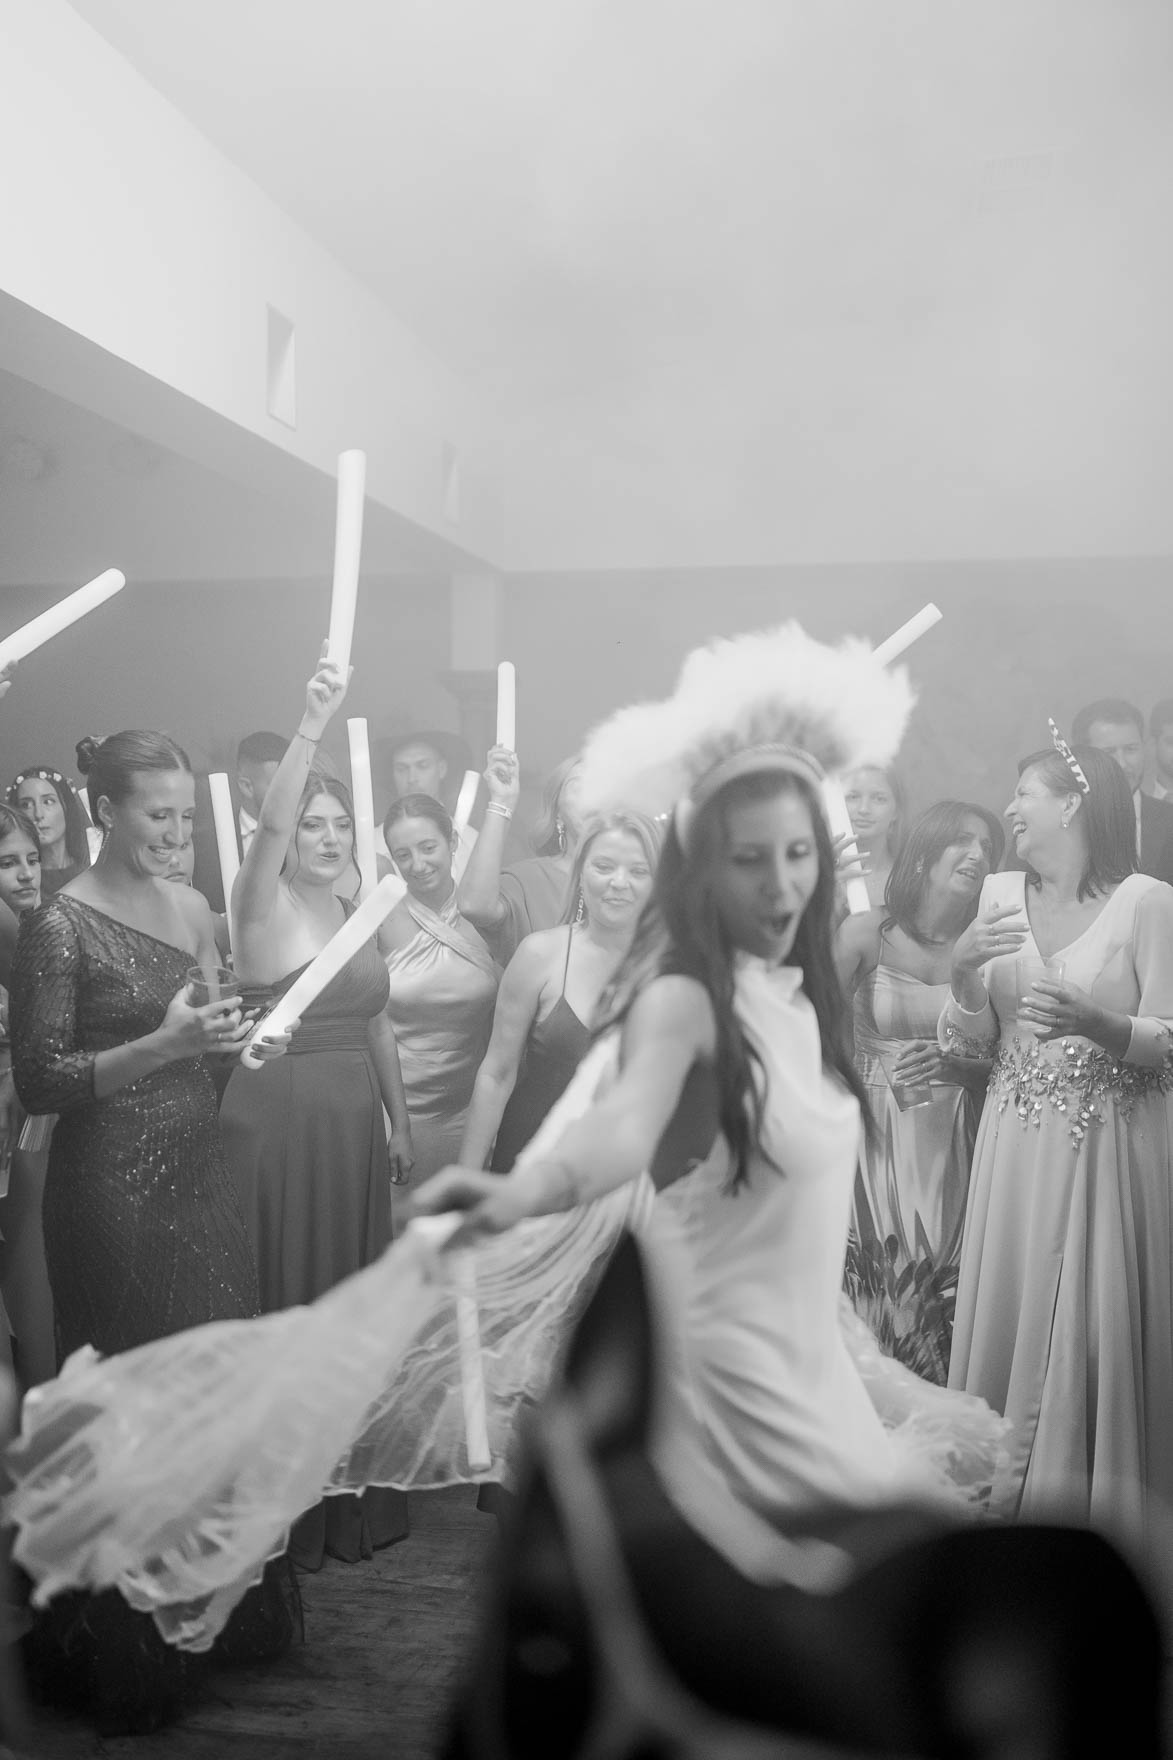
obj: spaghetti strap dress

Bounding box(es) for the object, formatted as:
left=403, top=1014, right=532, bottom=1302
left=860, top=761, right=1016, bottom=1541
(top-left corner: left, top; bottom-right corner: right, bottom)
left=490, top=926, right=591, bottom=1172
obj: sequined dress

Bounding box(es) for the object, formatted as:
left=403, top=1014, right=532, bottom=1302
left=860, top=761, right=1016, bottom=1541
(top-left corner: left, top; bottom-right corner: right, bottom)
left=940, top=871, right=1173, bottom=1532
left=8, top=894, right=295, bottom=1729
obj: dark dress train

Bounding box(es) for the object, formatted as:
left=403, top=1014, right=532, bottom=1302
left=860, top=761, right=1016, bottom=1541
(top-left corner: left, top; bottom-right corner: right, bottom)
left=8, top=895, right=296, bottom=1733
left=218, top=907, right=408, bottom=1568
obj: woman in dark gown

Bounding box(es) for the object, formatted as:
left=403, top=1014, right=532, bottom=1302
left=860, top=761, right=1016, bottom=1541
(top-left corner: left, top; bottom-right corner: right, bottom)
left=460, top=813, right=661, bottom=1173
left=220, top=650, right=414, bottom=1569
left=9, top=729, right=297, bottom=1734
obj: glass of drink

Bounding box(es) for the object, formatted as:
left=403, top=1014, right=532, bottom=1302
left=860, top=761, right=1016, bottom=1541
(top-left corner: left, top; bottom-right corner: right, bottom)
left=1015, top=956, right=1066, bottom=1037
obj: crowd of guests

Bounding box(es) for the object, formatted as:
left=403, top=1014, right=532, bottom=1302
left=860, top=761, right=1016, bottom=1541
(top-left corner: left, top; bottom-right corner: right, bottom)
left=0, top=659, right=1172, bottom=1731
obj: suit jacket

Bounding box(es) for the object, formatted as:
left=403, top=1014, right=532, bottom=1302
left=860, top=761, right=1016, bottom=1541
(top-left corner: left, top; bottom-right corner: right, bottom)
left=1139, top=793, right=1173, bottom=887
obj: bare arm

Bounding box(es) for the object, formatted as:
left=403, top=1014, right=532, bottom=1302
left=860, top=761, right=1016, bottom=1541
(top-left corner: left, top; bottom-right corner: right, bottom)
left=457, top=934, right=548, bottom=1168
left=418, top=975, right=716, bottom=1230
left=232, top=648, right=349, bottom=949
left=367, top=1011, right=414, bottom=1180
left=456, top=746, right=519, bottom=930
left=834, top=910, right=882, bottom=996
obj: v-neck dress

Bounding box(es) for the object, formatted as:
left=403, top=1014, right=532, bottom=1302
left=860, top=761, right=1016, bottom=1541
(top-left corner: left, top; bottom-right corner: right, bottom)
left=939, top=870, right=1173, bottom=1531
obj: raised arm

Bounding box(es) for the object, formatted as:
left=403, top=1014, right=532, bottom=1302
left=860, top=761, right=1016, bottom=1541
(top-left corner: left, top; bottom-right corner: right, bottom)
left=457, top=933, right=548, bottom=1169
left=232, top=648, right=349, bottom=948
left=834, top=910, right=882, bottom=997
left=419, top=973, right=715, bottom=1231
left=456, top=746, right=520, bottom=930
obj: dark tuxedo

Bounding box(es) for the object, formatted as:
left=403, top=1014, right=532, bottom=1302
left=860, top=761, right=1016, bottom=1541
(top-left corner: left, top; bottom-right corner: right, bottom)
left=1138, top=793, right=1173, bottom=887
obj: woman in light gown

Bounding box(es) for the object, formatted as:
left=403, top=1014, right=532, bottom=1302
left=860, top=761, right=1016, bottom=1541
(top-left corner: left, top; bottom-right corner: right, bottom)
left=836, top=801, right=1003, bottom=1383
left=379, top=792, right=499, bottom=1192
left=941, top=736, right=1173, bottom=1534
left=3, top=625, right=1006, bottom=1649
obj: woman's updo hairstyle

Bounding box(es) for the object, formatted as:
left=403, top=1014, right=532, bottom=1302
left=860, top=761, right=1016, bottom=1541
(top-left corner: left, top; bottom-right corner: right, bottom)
left=76, top=731, right=192, bottom=826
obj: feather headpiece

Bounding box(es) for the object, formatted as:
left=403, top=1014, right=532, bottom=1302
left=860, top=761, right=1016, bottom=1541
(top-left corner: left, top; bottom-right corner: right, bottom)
left=577, top=622, right=915, bottom=833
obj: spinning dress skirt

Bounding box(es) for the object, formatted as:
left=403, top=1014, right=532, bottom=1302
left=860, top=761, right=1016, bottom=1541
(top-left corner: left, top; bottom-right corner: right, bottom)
left=218, top=922, right=407, bottom=1567
left=848, top=959, right=982, bottom=1384
left=8, top=896, right=295, bottom=1725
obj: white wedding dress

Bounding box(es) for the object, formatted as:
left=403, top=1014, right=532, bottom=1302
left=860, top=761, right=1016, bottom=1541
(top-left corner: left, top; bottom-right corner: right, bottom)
left=5, top=957, right=1007, bottom=1649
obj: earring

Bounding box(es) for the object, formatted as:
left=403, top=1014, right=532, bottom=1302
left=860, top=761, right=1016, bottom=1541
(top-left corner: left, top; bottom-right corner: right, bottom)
left=556, top=816, right=567, bottom=856
left=574, top=890, right=586, bottom=926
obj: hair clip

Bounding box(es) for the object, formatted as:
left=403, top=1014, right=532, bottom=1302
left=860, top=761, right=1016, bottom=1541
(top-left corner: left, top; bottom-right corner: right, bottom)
left=1048, top=718, right=1091, bottom=795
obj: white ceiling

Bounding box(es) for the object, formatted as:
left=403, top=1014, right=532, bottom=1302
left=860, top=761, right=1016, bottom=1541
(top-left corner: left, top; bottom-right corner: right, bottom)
left=41, top=2, right=1173, bottom=568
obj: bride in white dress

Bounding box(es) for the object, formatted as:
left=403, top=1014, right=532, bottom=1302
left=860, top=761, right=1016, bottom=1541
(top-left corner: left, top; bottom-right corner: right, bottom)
left=4, top=623, right=1005, bottom=1647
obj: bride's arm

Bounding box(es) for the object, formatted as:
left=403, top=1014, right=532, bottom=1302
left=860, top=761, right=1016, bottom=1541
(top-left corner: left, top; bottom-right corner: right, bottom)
left=414, top=974, right=715, bottom=1231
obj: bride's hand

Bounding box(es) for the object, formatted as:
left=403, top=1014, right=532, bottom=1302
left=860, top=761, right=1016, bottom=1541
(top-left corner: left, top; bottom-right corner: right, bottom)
left=408, top=1167, right=529, bottom=1244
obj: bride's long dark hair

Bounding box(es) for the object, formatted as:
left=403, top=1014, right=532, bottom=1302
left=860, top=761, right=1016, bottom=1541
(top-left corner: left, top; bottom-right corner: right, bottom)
left=595, top=769, right=867, bottom=1190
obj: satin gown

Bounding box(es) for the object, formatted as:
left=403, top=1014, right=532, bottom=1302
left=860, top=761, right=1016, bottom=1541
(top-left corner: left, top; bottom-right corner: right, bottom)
left=848, top=954, right=983, bottom=1383
left=9, top=895, right=295, bottom=1726
left=941, top=871, right=1173, bottom=1532
left=219, top=909, right=407, bottom=1568
left=491, top=926, right=591, bottom=1172
left=383, top=894, right=499, bottom=1187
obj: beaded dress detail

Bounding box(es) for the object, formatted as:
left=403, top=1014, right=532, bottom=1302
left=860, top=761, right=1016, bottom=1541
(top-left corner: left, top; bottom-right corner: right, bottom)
left=10, top=895, right=258, bottom=1356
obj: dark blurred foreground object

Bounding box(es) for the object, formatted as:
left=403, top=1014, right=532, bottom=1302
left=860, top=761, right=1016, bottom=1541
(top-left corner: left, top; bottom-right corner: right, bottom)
left=444, top=1232, right=1164, bottom=1760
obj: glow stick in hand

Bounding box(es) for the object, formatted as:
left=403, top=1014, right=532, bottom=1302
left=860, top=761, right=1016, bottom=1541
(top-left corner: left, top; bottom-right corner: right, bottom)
left=452, top=1252, right=492, bottom=1473
left=872, top=602, right=941, bottom=667
left=452, top=769, right=480, bottom=837
left=496, top=662, right=516, bottom=751
left=347, top=718, right=379, bottom=903
left=823, top=778, right=871, bottom=916
left=208, top=773, right=240, bottom=942
left=326, top=451, right=366, bottom=672
left=0, top=569, right=125, bottom=670
left=241, top=874, right=403, bottom=1068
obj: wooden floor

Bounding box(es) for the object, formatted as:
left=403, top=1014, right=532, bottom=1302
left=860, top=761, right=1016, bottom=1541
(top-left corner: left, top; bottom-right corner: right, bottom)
left=19, top=1487, right=495, bottom=1760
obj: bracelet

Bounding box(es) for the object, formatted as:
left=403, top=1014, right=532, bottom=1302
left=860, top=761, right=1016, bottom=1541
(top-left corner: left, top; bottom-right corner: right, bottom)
left=485, top=802, right=513, bottom=821
left=295, top=728, right=321, bottom=747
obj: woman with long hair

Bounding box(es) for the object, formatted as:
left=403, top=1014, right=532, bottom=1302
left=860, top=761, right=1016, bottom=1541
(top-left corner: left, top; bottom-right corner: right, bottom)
left=3, top=627, right=1006, bottom=1655
left=218, top=647, right=413, bottom=1569
left=380, top=793, right=499, bottom=1191
left=942, top=736, right=1173, bottom=1531
left=460, top=811, right=661, bottom=1174
left=9, top=729, right=295, bottom=1731
left=836, top=801, right=1004, bottom=1383
left=7, top=764, right=92, bottom=895
left=457, top=748, right=585, bottom=962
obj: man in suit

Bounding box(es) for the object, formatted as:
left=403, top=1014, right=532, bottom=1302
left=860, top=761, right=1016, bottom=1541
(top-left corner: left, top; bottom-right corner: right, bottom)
left=1072, top=698, right=1173, bottom=886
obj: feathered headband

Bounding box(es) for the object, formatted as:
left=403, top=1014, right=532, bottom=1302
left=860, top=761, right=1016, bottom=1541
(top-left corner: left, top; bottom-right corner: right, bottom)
left=577, top=621, right=915, bottom=842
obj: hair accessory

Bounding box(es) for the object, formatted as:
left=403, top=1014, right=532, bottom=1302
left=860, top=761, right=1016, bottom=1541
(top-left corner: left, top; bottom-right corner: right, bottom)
left=576, top=622, right=914, bottom=837
left=1047, top=718, right=1091, bottom=796
left=7, top=766, right=68, bottom=801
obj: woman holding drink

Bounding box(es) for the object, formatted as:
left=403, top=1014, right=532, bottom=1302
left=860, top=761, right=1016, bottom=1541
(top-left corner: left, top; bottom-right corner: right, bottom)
left=940, top=734, right=1173, bottom=1532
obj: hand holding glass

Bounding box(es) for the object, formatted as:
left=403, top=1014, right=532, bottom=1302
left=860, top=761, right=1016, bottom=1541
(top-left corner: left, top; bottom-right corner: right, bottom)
left=1016, top=957, right=1066, bottom=1037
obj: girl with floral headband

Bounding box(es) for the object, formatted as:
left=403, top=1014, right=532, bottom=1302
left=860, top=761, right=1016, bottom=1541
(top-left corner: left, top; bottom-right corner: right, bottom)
left=7, top=764, right=92, bottom=895
left=942, top=728, right=1173, bottom=1534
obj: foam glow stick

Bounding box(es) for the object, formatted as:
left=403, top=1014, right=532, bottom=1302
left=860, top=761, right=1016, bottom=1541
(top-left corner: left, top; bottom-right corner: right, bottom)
left=346, top=718, right=379, bottom=903
left=326, top=451, right=366, bottom=671
left=496, top=662, right=516, bottom=751
left=207, top=773, right=240, bottom=940
left=452, top=769, right=480, bottom=837
left=0, top=569, right=125, bottom=670
left=452, top=1252, right=492, bottom=1473
left=407, top=1215, right=493, bottom=1474
left=241, top=873, right=402, bottom=1067
left=872, top=602, right=941, bottom=667
left=823, top=779, right=872, bottom=915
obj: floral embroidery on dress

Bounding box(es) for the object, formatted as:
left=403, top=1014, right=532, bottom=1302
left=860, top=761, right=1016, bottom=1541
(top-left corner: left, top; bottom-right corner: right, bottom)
left=989, top=1035, right=1173, bottom=1147
left=941, top=1020, right=997, bottom=1063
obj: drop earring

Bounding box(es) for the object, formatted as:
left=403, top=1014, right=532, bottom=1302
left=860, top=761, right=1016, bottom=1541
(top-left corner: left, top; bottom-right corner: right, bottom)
left=556, top=816, right=567, bottom=856
left=574, top=890, right=586, bottom=926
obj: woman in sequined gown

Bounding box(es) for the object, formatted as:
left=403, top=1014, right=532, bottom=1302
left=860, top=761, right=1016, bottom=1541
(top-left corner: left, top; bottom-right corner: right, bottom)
left=9, top=729, right=296, bottom=1733
left=941, top=742, right=1173, bottom=1533
left=220, top=651, right=414, bottom=1569
left=836, top=803, right=1002, bottom=1383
